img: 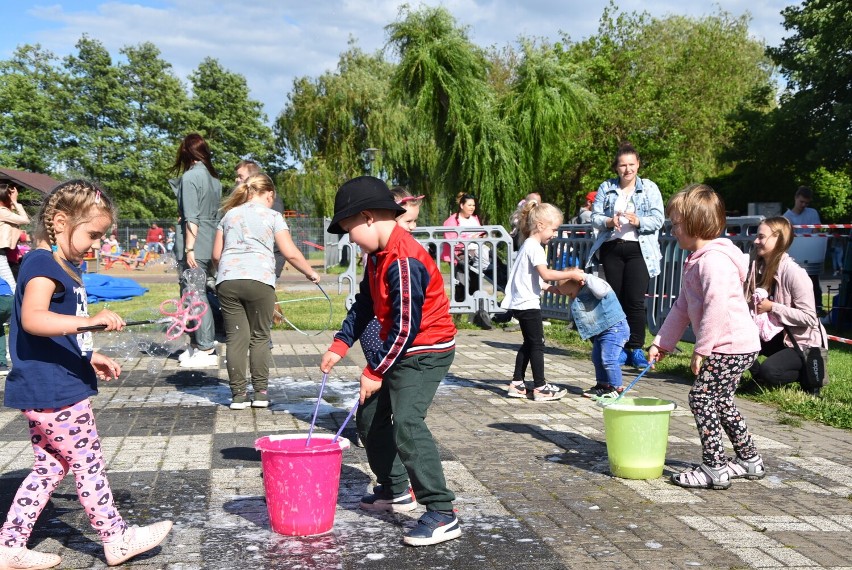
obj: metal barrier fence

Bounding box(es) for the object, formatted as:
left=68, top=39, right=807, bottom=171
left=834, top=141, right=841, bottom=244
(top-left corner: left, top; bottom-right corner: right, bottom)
left=337, top=226, right=514, bottom=314
left=332, top=217, right=852, bottom=338
left=542, top=219, right=764, bottom=338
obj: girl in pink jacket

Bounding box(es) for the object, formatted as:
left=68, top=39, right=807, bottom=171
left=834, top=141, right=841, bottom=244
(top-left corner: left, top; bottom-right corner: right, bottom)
left=649, top=185, right=764, bottom=490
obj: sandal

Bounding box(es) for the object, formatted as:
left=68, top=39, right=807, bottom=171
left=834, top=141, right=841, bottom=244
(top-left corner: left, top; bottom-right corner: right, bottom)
left=670, top=464, right=731, bottom=490
left=727, top=455, right=766, bottom=480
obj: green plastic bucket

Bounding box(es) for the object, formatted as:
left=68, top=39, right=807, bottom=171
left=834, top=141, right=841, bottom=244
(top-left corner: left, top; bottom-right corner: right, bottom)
left=602, top=397, right=677, bottom=479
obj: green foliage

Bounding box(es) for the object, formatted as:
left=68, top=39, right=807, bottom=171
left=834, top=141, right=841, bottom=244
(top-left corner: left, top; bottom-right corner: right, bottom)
left=559, top=5, right=775, bottom=210
left=114, top=42, right=190, bottom=218
left=501, top=40, right=594, bottom=196
left=386, top=5, right=525, bottom=222
left=188, top=58, right=275, bottom=179
left=767, top=0, right=852, bottom=169
left=809, top=167, right=851, bottom=222
left=275, top=44, right=438, bottom=218
left=0, top=45, right=66, bottom=173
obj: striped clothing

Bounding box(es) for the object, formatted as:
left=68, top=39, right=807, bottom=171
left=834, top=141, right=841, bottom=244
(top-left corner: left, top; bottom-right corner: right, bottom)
left=329, top=225, right=456, bottom=381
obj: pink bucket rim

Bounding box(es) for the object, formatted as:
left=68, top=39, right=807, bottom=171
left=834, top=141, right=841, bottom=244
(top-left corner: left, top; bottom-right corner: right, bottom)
left=255, top=433, right=351, bottom=453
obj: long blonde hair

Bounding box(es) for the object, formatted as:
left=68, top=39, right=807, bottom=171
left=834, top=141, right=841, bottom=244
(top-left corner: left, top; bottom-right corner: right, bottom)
left=750, top=216, right=795, bottom=293
left=221, top=173, right=275, bottom=214
left=35, top=180, right=117, bottom=284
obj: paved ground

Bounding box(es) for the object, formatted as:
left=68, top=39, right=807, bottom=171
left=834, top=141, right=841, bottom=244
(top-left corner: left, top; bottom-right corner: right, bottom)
left=1, top=323, right=850, bottom=569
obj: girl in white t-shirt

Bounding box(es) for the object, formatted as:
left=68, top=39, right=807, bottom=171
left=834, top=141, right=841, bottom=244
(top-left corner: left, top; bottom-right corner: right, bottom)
left=501, top=201, right=584, bottom=401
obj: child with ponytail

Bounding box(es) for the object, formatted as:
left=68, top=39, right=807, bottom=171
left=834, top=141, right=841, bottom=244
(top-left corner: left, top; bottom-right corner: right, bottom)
left=502, top=200, right=583, bottom=401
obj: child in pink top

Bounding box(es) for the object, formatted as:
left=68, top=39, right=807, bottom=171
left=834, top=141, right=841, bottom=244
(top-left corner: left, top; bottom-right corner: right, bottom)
left=649, top=184, right=764, bottom=490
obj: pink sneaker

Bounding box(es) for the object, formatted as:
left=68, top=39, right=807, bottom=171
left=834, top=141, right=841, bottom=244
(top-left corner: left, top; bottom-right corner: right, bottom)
left=104, top=521, right=173, bottom=566
left=0, top=545, right=60, bottom=570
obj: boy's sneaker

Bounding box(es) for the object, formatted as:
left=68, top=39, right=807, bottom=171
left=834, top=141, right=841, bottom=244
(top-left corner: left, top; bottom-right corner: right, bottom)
left=506, top=380, right=528, bottom=399
left=0, top=545, right=61, bottom=569
left=630, top=348, right=650, bottom=369
left=582, top=384, right=608, bottom=398
left=177, top=347, right=194, bottom=363
left=230, top=395, right=249, bottom=410
left=532, top=383, right=566, bottom=402
left=403, top=510, right=461, bottom=546
left=103, top=521, right=173, bottom=566
left=179, top=350, right=218, bottom=368
left=360, top=485, right=418, bottom=513
left=251, top=392, right=269, bottom=408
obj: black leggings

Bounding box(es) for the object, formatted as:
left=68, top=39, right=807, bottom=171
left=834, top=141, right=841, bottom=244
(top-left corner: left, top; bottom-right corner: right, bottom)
left=599, top=240, right=650, bottom=349
left=753, top=331, right=803, bottom=387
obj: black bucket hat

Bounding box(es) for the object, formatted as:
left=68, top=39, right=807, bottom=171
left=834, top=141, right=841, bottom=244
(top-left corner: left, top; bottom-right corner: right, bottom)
left=327, top=176, right=406, bottom=235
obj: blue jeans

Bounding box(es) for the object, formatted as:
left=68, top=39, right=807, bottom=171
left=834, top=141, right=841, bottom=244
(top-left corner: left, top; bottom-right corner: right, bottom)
left=591, top=318, right=630, bottom=387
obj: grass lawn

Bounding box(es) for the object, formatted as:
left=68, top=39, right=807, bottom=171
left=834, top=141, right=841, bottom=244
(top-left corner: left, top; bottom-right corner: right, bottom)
left=540, top=320, right=852, bottom=431
left=103, top=281, right=852, bottom=430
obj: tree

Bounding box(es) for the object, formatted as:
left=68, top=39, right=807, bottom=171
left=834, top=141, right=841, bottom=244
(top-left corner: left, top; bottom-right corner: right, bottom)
left=275, top=43, right=438, bottom=218
left=386, top=5, right=525, bottom=222
left=767, top=0, right=852, bottom=168
left=499, top=40, right=593, bottom=211
left=115, top=42, right=190, bottom=218
left=187, top=58, right=275, bottom=178
left=559, top=4, right=775, bottom=210
left=0, top=45, right=67, bottom=173
left=60, top=35, right=131, bottom=187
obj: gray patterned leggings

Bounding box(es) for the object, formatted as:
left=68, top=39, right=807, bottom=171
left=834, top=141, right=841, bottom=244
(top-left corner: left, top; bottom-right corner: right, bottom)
left=0, top=399, right=126, bottom=547
left=688, top=352, right=759, bottom=468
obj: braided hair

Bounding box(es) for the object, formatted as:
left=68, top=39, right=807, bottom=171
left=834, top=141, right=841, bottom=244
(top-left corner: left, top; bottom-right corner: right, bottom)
left=34, top=180, right=117, bottom=284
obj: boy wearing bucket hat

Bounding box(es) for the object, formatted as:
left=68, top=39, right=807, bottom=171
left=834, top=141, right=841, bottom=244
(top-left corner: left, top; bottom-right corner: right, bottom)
left=320, top=176, right=460, bottom=546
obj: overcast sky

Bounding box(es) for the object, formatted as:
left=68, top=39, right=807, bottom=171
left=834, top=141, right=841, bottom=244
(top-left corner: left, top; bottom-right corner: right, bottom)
left=0, top=0, right=795, bottom=121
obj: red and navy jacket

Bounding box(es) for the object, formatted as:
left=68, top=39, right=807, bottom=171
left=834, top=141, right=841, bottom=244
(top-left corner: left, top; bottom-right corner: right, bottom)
left=329, top=225, right=456, bottom=381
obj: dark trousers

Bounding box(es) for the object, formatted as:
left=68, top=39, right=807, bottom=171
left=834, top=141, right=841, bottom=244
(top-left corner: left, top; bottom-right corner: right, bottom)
left=216, top=279, right=276, bottom=396
left=512, top=308, right=546, bottom=387
left=599, top=240, right=650, bottom=349
left=356, top=349, right=455, bottom=512
left=752, top=331, right=804, bottom=388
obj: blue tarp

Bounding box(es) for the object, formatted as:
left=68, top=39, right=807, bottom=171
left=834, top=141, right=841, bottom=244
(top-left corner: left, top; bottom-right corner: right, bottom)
left=82, top=273, right=148, bottom=304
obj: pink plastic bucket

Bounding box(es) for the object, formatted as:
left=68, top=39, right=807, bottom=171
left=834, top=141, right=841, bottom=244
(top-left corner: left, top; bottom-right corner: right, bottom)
left=255, top=434, right=350, bottom=536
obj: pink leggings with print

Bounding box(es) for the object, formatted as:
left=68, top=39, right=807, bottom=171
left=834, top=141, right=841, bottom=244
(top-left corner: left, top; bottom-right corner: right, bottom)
left=0, top=399, right=126, bottom=547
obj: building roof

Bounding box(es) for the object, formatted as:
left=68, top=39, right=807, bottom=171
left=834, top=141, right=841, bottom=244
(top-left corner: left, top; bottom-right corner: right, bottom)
left=0, top=168, right=61, bottom=195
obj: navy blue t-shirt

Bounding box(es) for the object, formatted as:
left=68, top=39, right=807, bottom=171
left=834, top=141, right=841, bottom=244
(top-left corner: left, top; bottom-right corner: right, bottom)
left=4, top=249, right=97, bottom=409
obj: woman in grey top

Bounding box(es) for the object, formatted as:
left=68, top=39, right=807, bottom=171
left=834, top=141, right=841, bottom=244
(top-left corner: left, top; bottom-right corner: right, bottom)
left=169, top=133, right=222, bottom=368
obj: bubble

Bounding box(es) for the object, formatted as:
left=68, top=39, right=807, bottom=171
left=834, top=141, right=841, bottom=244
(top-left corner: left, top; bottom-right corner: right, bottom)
left=146, top=358, right=164, bottom=376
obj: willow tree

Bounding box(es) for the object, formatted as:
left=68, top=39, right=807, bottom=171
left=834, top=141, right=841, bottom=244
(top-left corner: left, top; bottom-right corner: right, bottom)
left=386, top=5, right=524, bottom=223
left=275, top=44, right=437, bottom=219
left=500, top=40, right=594, bottom=211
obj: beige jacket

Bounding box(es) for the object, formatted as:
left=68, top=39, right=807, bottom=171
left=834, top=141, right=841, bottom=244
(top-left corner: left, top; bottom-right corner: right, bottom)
left=0, top=203, right=29, bottom=249
left=767, top=254, right=828, bottom=350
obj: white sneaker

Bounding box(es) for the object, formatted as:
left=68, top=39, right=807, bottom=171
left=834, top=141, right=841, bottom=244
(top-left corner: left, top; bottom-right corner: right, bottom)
left=179, top=351, right=218, bottom=368
left=177, top=347, right=194, bottom=363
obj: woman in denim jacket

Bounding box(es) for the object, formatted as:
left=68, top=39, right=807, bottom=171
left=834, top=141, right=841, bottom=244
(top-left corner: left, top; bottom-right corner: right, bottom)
left=586, top=143, right=664, bottom=369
